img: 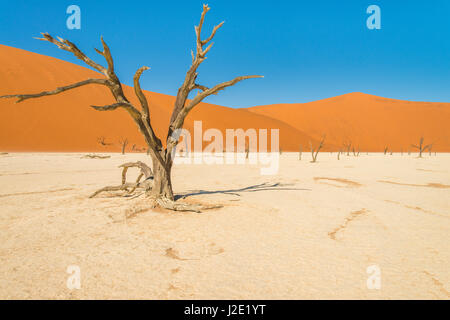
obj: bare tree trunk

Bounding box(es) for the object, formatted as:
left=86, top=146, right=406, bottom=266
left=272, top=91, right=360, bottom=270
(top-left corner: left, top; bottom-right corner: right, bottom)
left=150, top=156, right=174, bottom=200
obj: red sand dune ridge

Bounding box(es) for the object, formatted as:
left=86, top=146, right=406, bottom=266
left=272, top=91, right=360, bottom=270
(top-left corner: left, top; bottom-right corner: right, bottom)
left=0, top=45, right=449, bottom=152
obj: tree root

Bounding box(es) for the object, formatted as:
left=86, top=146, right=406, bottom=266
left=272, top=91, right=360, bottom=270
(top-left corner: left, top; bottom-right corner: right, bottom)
left=90, top=161, right=222, bottom=213
left=90, top=161, right=153, bottom=198
left=154, top=197, right=223, bottom=213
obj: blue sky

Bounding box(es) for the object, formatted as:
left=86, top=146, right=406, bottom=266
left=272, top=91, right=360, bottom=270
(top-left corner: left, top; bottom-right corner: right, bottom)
left=0, top=0, right=449, bottom=107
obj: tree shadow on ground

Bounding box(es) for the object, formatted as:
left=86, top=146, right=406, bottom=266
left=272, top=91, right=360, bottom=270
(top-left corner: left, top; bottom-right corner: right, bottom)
left=175, top=182, right=311, bottom=200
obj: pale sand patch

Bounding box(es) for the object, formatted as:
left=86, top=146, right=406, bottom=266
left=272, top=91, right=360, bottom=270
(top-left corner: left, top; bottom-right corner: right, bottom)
left=0, top=153, right=448, bottom=299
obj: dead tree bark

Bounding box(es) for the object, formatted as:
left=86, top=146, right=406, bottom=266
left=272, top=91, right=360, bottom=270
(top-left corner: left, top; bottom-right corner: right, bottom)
left=119, top=138, right=128, bottom=154
left=310, top=135, right=325, bottom=163
left=411, top=137, right=431, bottom=158
left=0, top=4, right=262, bottom=211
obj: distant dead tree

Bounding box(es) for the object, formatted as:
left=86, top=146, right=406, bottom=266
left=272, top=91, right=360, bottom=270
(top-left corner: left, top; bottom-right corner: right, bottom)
left=0, top=5, right=262, bottom=211
left=411, top=137, right=432, bottom=158
left=119, top=138, right=128, bottom=155
left=310, top=135, right=325, bottom=163
left=428, top=144, right=433, bottom=156
left=279, top=148, right=283, bottom=155
left=337, top=149, right=341, bottom=160
left=97, top=136, right=113, bottom=147
left=245, top=141, right=249, bottom=159
left=384, top=146, right=389, bottom=155
left=343, top=142, right=352, bottom=156
left=132, top=144, right=145, bottom=153
left=357, top=147, right=360, bottom=157
left=299, top=145, right=302, bottom=160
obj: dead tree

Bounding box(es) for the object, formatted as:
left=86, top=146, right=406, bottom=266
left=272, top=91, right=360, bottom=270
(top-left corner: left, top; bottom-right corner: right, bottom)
left=97, top=136, right=112, bottom=147
left=119, top=138, right=128, bottom=155
left=299, top=145, right=302, bottom=160
left=245, top=141, right=249, bottom=159
left=0, top=5, right=262, bottom=211
left=310, top=135, right=325, bottom=163
left=343, top=142, right=351, bottom=156
left=384, top=146, right=389, bottom=155
left=337, top=149, right=341, bottom=160
left=131, top=144, right=143, bottom=152
left=411, top=137, right=432, bottom=158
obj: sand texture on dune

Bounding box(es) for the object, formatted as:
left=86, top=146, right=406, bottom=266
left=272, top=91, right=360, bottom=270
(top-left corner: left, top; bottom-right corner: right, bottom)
left=0, top=153, right=448, bottom=299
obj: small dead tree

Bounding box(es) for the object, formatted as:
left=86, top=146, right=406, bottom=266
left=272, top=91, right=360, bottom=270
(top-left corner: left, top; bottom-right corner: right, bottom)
left=343, top=142, right=351, bottom=156
left=299, top=145, right=302, bottom=160
left=337, top=149, right=341, bottom=160
left=0, top=5, right=262, bottom=211
left=411, top=137, right=432, bottom=158
left=310, top=135, right=325, bottom=163
left=384, top=146, right=389, bottom=155
left=245, top=141, right=249, bottom=159
left=97, top=136, right=112, bottom=147
left=119, top=138, right=128, bottom=155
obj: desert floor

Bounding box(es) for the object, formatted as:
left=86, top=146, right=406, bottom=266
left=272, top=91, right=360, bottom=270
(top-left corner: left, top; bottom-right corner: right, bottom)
left=0, top=152, right=448, bottom=299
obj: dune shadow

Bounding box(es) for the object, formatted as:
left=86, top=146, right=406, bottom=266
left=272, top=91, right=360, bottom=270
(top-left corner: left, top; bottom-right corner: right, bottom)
left=176, top=182, right=310, bottom=200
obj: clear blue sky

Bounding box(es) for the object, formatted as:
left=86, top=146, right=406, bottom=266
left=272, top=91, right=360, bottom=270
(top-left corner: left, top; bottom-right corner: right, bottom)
left=0, top=0, right=449, bottom=107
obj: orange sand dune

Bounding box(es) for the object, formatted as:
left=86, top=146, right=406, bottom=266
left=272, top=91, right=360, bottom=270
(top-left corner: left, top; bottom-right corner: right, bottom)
left=0, top=45, right=316, bottom=152
left=249, top=93, right=450, bottom=152
left=1, top=45, right=448, bottom=153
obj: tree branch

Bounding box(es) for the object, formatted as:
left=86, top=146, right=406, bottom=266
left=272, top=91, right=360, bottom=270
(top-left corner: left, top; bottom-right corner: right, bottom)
left=94, top=36, right=115, bottom=75
left=0, top=78, right=108, bottom=103
left=133, top=66, right=150, bottom=121
left=36, top=33, right=107, bottom=75
left=186, top=75, right=263, bottom=112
